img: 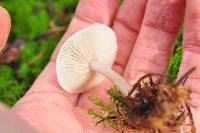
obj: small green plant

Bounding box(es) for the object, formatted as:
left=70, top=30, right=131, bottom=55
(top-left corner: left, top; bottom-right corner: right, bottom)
left=88, top=86, right=128, bottom=130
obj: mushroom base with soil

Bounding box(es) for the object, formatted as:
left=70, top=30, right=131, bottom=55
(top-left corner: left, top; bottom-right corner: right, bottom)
left=88, top=69, right=196, bottom=133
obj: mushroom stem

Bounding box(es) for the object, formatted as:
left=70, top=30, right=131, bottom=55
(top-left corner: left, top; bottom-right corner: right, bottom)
left=89, top=60, right=133, bottom=96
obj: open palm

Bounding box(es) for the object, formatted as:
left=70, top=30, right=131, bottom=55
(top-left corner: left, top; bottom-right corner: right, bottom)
left=1, top=0, right=199, bottom=132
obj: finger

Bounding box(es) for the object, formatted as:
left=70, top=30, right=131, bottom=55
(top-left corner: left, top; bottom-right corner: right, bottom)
left=124, top=0, right=185, bottom=84
left=0, top=7, right=10, bottom=51
left=113, top=0, right=147, bottom=73
left=78, top=0, right=148, bottom=108
left=178, top=0, right=200, bottom=97
left=178, top=0, right=200, bottom=131
left=51, top=0, right=119, bottom=61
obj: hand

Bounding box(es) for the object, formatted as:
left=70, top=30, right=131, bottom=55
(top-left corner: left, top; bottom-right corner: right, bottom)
left=0, top=0, right=199, bottom=132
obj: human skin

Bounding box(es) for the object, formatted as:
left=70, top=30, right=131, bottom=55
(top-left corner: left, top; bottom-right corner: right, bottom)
left=0, top=0, right=200, bottom=132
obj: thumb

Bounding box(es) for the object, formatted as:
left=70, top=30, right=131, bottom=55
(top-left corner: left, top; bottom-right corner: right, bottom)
left=0, top=6, right=11, bottom=51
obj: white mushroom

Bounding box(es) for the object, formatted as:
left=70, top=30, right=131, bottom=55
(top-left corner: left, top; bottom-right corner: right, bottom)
left=56, top=23, right=133, bottom=96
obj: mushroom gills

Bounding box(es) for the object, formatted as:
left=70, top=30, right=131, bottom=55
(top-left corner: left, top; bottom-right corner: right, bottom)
left=56, top=23, right=133, bottom=95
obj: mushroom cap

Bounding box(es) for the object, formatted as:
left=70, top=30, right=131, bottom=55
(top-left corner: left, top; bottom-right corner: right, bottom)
left=56, top=23, right=117, bottom=93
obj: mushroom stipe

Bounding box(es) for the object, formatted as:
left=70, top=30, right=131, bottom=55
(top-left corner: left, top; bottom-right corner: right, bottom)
left=88, top=68, right=196, bottom=133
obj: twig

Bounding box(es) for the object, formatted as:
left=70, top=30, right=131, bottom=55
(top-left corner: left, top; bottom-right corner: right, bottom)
left=34, top=21, right=66, bottom=41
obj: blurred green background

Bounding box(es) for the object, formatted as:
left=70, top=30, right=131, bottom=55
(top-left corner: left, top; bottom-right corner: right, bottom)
left=0, top=0, right=182, bottom=106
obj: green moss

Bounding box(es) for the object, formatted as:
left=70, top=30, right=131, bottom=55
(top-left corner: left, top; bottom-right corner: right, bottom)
left=168, top=48, right=182, bottom=77
left=89, top=96, right=105, bottom=107
left=0, top=1, right=78, bottom=106
left=167, top=31, right=183, bottom=83
left=1, top=0, right=50, bottom=41
left=0, top=65, right=25, bottom=106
